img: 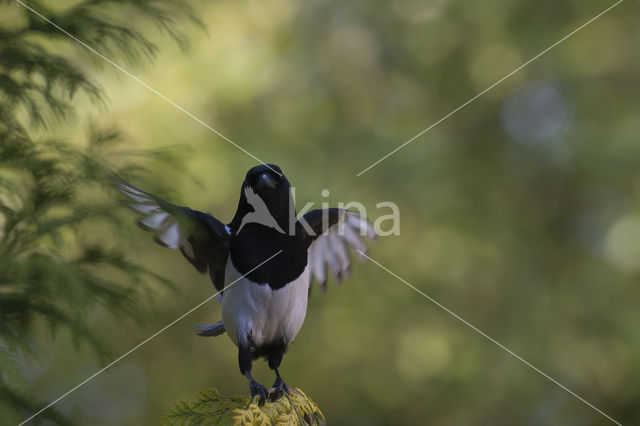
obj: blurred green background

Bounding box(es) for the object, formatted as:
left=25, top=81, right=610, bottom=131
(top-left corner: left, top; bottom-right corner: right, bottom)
left=2, top=0, right=639, bottom=424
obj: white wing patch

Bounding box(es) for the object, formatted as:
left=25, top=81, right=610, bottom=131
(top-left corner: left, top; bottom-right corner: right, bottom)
left=117, top=181, right=191, bottom=252
left=308, top=211, right=376, bottom=290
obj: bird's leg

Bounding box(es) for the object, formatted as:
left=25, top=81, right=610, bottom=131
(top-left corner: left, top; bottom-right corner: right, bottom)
left=267, top=343, right=289, bottom=401
left=246, top=372, right=269, bottom=405
left=239, top=345, right=267, bottom=404
left=271, top=367, right=289, bottom=397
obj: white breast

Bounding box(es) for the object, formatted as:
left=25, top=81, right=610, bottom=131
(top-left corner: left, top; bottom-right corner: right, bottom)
left=221, top=258, right=309, bottom=348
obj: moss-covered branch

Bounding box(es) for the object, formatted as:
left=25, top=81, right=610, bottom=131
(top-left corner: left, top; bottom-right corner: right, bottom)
left=163, top=388, right=326, bottom=426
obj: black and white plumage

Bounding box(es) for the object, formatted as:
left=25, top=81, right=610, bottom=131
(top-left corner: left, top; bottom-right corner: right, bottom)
left=116, top=164, right=375, bottom=402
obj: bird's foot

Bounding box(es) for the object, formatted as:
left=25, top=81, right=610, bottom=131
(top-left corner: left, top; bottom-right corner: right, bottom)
left=250, top=381, right=269, bottom=405
left=268, top=376, right=289, bottom=402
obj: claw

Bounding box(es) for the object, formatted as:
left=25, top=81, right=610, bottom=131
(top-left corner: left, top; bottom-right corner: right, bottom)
left=268, top=376, right=289, bottom=402
left=250, top=381, right=269, bottom=405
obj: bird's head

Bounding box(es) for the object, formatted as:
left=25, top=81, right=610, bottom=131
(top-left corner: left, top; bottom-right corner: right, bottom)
left=244, top=164, right=287, bottom=194
left=230, top=164, right=295, bottom=233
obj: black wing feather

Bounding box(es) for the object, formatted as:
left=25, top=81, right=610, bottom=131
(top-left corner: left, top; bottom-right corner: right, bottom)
left=299, top=208, right=342, bottom=247
left=115, top=179, right=230, bottom=291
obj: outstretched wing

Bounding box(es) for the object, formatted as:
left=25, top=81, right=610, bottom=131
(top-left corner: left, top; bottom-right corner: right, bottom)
left=300, top=208, right=376, bottom=291
left=115, top=179, right=230, bottom=291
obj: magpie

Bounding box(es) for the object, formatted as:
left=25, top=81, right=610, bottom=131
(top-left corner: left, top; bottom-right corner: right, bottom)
left=116, top=164, right=376, bottom=403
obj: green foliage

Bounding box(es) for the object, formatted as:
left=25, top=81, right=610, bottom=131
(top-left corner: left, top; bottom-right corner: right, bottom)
left=0, top=0, right=202, bottom=131
left=163, top=388, right=326, bottom=426
left=0, top=0, right=200, bottom=423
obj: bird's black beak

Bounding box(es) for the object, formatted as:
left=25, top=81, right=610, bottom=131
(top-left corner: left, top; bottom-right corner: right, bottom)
left=256, top=172, right=278, bottom=190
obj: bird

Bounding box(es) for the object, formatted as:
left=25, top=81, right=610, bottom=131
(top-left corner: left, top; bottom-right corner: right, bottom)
left=238, top=185, right=285, bottom=234
left=115, top=164, right=376, bottom=403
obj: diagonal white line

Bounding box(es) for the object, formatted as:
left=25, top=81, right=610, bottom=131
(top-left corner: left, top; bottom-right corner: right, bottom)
left=356, top=0, right=624, bottom=176
left=357, top=250, right=622, bottom=425
left=18, top=250, right=283, bottom=426
left=14, top=0, right=282, bottom=177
